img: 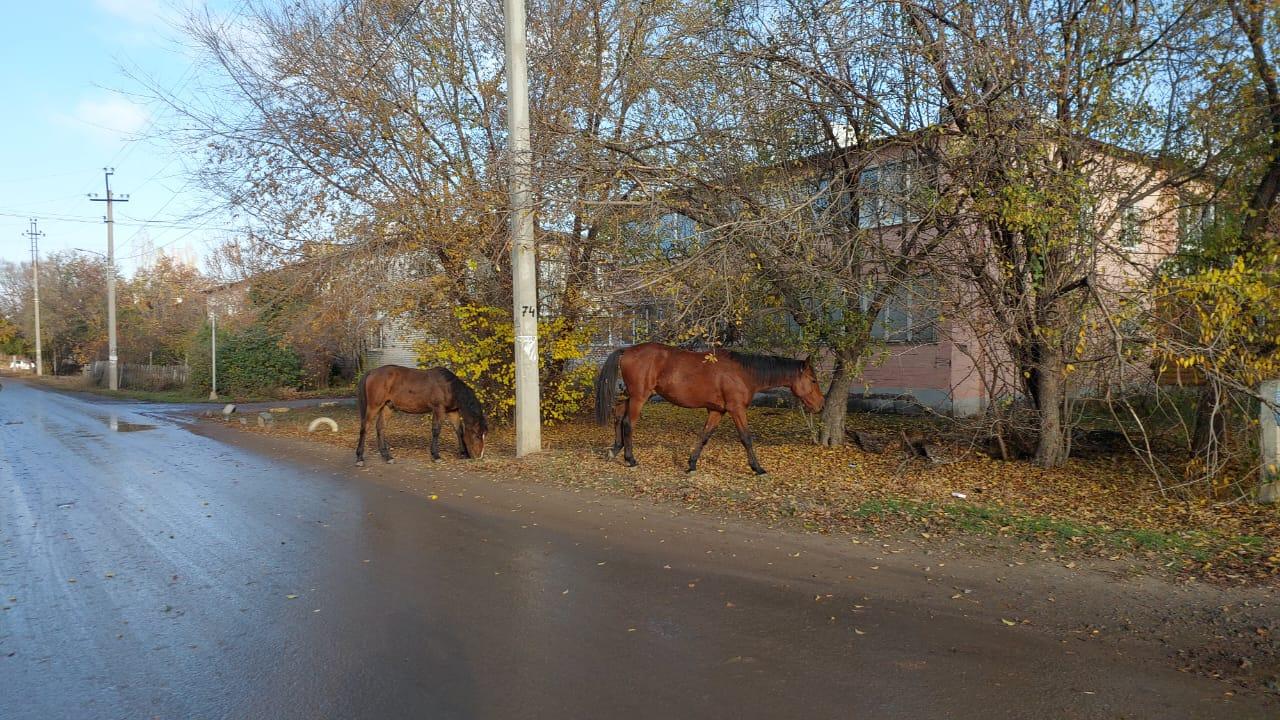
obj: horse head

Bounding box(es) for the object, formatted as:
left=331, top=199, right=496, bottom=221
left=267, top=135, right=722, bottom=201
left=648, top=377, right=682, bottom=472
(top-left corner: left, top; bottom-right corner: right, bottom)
left=792, top=356, right=825, bottom=413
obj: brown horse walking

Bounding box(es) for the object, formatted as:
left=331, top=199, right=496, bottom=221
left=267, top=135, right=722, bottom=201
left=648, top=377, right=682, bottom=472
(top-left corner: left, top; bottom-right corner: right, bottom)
left=594, top=343, right=824, bottom=474
left=356, top=365, right=488, bottom=466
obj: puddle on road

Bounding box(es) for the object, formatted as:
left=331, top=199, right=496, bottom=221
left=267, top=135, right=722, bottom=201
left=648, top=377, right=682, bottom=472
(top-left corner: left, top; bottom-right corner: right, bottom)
left=95, top=415, right=157, bottom=432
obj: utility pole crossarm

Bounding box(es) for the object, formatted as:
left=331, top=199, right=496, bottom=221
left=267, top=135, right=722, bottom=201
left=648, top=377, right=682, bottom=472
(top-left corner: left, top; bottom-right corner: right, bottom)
left=89, top=168, right=129, bottom=391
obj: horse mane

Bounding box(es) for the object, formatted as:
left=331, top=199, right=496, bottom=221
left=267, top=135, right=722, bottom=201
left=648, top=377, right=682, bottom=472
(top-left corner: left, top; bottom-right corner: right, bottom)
left=727, top=351, right=806, bottom=386
left=438, top=368, right=488, bottom=432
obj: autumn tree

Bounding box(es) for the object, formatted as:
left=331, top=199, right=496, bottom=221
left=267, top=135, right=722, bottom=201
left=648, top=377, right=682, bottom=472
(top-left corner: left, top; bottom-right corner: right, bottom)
left=118, top=255, right=208, bottom=365
left=0, top=312, right=26, bottom=356
left=1148, top=0, right=1280, bottom=488
left=14, top=253, right=110, bottom=373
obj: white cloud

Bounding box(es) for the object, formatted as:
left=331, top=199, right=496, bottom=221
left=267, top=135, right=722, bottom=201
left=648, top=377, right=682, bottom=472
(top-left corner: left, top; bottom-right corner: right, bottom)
left=58, top=95, right=151, bottom=142
left=94, top=0, right=169, bottom=27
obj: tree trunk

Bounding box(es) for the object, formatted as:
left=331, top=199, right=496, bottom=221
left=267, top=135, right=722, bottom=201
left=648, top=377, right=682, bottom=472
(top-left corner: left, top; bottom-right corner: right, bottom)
left=818, top=353, right=855, bottom=446
left=1032, top=353, right=1069, bottom=467
left=1189, top=381, right=1226, bottom=477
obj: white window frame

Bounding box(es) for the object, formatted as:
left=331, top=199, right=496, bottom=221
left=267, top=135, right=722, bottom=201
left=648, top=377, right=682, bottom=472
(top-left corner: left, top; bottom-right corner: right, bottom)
left=860, top=279, right=939, bottom=344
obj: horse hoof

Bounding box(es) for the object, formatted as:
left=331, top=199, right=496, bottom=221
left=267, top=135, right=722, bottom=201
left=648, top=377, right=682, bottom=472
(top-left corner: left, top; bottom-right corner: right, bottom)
left=626, top=460, right=638, bottom=468
left=355, top=460, right=364, bottom=467
left=754, top=469, right=769, bottom=477
left=385, top=458, right=395, bottom=465
left=605, top=448, right=618, bottom=460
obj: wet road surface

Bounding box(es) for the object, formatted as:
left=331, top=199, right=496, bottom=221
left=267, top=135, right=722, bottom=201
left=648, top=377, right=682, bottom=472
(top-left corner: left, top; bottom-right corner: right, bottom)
left=0, top=379, right=1272, bottom=718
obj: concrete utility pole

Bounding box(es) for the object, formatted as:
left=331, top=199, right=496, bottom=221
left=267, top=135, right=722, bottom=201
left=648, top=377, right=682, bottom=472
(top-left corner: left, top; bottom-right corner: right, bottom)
left=89, top=168, right=128, bottom=391
left=503, top=0, right=542, bottom=456
left=1261, top=379, right=1280, bottom=503
left=24, top=219, right=43, bottom=375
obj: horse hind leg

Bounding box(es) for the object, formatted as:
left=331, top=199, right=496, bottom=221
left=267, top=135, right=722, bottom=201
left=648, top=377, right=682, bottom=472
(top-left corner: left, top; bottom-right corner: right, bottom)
left=607, top=399, right=627, bottom=459
left=621, top=395, right=646, bottom=467
left=356, top=420, right=367, bottom=466
left=356, top=403, right=377, bottom=466
left=375, top=406, right=393, bottom=463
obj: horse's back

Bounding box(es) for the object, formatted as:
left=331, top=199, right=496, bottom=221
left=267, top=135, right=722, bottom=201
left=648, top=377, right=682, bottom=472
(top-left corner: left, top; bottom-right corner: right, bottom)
left=363, top=365, right=450, bottom=410
left=618, top=343, right=748, bottom=409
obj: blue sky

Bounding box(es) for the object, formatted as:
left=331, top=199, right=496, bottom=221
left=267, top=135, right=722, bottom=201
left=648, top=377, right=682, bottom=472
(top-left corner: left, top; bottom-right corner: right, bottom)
left=0, top=1, right=238, bottom=275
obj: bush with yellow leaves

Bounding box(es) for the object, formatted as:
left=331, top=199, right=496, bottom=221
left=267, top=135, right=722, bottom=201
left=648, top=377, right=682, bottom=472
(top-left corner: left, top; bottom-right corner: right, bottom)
left=416, top=306, right=597, bottom=424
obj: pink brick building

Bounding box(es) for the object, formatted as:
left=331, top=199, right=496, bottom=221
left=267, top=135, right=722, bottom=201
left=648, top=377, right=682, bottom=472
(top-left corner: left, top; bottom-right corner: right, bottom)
left=651, top=138, right=1202, bottom=416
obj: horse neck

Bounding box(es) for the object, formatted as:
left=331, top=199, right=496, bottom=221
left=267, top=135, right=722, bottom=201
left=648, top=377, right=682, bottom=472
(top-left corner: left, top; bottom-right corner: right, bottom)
left=746, top=367, right=797, bottom=394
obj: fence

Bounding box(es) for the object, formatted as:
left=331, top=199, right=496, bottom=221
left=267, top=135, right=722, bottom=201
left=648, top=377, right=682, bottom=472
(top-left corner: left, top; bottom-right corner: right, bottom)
left=87, top=361, right=189, bottom=391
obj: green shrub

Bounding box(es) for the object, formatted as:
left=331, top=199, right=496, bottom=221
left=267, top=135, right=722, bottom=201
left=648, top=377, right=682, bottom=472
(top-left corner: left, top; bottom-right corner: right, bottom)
left=188, top=321, right=302, bottom=397
left=416, top=305, right=595, bottom=423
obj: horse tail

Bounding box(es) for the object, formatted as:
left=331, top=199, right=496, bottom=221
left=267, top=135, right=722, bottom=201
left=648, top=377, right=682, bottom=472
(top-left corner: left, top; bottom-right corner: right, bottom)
left=594, top=349, right=624, bottom=426
left=356, top=370, right=368, bottom=424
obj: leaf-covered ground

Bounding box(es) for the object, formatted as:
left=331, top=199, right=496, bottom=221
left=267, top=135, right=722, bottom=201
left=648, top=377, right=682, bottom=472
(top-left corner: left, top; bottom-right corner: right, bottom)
left=223, top=402, right=1280, bottom=584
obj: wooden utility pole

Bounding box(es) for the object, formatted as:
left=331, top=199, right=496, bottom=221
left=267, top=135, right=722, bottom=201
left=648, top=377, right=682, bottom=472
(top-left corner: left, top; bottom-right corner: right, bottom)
left=24, top=219, right=43, bottom=375
left=89, top=168, right=128, bottom=391
left=503, top=0, right=542, bottom=456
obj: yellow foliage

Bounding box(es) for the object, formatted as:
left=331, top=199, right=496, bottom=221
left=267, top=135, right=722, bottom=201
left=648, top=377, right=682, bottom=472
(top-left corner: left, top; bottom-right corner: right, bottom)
left=1154, top=256, right=1280, bottom=386
left=416, top=306, right=596, bottom=424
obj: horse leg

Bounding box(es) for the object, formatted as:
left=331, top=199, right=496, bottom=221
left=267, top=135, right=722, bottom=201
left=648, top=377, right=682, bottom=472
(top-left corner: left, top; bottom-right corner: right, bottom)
left=430, top=410, right=442, bottom=461
left=356, top=403, right=376, bottom=466
left=607, top=399, right=627, bottom=459
left=621, top=395, right=646, bottom=467
left=375, top=406, right=393, bottom=463
left=728, top=406, right=766, bottom=475
left=450, top=412, right=469, bottom=458
left=353, top=409, right=368, bottom=466
left=687, top=410, right=723, bottom=472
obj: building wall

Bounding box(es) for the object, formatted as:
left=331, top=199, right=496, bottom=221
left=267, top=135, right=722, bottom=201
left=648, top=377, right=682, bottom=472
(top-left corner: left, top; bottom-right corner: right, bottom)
left=363, top=314, right=428, bottom=370
left=853, top=341, right=956, bottom=413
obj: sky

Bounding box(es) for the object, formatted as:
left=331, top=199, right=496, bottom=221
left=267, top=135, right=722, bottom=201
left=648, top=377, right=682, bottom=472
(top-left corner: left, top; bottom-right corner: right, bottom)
left=0, top=1, right=240, bottom=276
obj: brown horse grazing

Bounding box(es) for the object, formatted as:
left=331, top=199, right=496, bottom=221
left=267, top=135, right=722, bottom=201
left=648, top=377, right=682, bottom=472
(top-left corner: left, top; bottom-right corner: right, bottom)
left=356, top=365, right=488, bottom=466
left=594, top=343, right=824, bottom=474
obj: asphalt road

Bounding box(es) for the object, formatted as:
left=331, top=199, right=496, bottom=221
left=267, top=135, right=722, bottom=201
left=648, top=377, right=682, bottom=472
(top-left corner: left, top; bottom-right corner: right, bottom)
left=0, top=379, right=1272, bottom=719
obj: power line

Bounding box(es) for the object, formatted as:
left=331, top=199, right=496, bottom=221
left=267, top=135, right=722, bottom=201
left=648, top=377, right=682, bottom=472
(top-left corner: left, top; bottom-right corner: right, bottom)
left=0, top=210, right=239, bottom=232
left=105, top=0, right=255, bottom=171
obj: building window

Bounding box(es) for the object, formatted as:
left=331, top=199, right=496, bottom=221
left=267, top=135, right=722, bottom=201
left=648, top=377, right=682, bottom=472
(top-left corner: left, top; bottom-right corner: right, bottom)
left=1118, top=205, right=1142, bottom=250
left=862, top=279, right=939, bottom=343
left=857, top=161, right=919, bottom=229
left=1178, top=204, right=1216, bottom=247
